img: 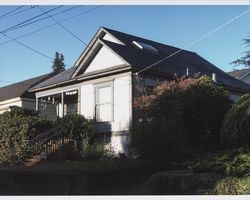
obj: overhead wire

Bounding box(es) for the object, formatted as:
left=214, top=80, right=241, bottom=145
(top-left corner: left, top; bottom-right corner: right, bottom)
left=1, top=33, right=53, bottom=60
left=37, top=5, right=117, bottom=67
left=0, top=6, right=103, bottom=46
left=37, top=6, right=88, bottom=46
left=0, top=6, right=37, bottom=21
left=135, top=7, right=250, bottom=75
left=0, top=5, right=63, bottom=34
left=0, top=6, right=24, bottom=19
left=2, top=6, right=82, bottom=34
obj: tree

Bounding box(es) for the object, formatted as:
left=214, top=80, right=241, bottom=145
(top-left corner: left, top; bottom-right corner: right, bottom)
left=52, top=52, right=65, bottom=73
left=232, top=35, right=250, bottom=68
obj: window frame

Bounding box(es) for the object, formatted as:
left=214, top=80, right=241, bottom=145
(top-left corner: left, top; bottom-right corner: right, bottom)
left=95, top=81, right=114, bottom=123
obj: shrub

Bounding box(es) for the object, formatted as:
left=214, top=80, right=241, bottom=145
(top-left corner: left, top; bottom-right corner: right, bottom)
left=0, top=107, right=52, bottom=165
left=133, top=76, right=232, bottom=160
left=56, top=113, right=93, bottom=151
left=212, top=176, right=250, bottom=195
left=81, top=137, right=115, bottom=160
left=184, top=148, right=250, bottom=177
left=147, top=170, right=222, bottom=194
left=220, top=93, right=250, bottom=149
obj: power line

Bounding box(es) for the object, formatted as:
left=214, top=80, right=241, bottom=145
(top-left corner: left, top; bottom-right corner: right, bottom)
left=0, top=6, right=24, bottom=19
left=0, top=6, right=63, bottom=34
left=37, top=6, right=88, bottom=46
left=136, top=7, right=250, bottom=75
left=37, top=6, right=116, bottom=67
left=3, top=6, right=81, bottom=34
left=1, top=33, right=53, bottom=60
left=0, top=6, right=102, bottom=46
left=0, top=6, right=37, bottom=21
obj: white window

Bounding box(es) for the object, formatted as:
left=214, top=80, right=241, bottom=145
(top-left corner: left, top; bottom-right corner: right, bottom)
left=95, top=83, right=113, bottom=122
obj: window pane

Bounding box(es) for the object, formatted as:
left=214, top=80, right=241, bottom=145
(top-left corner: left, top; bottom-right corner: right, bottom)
left=97, top=104, right=112, bottom=122
left=98, top=86, right=111, bottom=104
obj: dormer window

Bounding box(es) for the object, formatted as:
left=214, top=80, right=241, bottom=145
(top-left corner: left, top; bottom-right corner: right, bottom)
left=132, top=41, right=158, bottom=54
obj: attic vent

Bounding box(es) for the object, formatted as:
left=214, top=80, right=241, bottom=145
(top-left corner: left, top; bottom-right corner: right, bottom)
left=132, top=41, right=158, bottom=53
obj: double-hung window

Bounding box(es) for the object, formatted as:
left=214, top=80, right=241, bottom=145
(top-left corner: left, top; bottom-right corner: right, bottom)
left=95, top=82, right=113, bottom=122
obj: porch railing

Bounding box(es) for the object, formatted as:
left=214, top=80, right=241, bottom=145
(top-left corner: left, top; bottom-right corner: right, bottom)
left=29, top=127, right=74, bottom=155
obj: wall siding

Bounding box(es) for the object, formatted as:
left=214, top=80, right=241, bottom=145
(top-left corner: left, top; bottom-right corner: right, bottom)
left=80, top=84, right=94, bottom=119
left=84, top=45, right=126, bottom=73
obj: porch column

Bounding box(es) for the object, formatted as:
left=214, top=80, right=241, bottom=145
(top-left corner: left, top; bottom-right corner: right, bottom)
left=61, top=92, right=64, bottom=117
left=35, top=97, right=38, bottom=111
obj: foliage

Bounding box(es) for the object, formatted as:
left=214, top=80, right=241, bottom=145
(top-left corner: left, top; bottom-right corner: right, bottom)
left=133, top=76, right=232, bottom=160
left=52, top=51, right=65, bottom=73
left=232, top=35, right=250, bottom=67
left=147, top=170, right=222, bottom=195
left=0, top=107, right=52, bottom=165
left=56, top=113, right=93, bottom=151
left=81, top=137, right=115, bottom=160
left=184, top=148, right=250, bottom=178
left=220, top=93, right=250, bottom=149
left=212, top=176, right=250, bottom=195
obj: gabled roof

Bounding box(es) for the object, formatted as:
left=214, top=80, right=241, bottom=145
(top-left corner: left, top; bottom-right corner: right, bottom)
left=228, top=68, right=250, bottom=79
left=0, top=73, right=55, bottom=102
left=30, top=27, right=250, bottom=92
left=101, top=28, right=250, bottom=92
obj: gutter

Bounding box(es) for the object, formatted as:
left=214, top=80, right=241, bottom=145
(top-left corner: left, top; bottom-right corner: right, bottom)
left=29, top=66, right=131, bottom=92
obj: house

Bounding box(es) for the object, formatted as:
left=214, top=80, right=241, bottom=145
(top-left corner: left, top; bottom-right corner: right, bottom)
left=0, top=73, right=55, bottom=114
left=228, top=68, right=250, bottom=85
left=15, top=27, right=250, bottom=153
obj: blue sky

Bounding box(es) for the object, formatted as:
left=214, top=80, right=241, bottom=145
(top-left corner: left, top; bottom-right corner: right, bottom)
left=0, top=5, right=249, bottom=87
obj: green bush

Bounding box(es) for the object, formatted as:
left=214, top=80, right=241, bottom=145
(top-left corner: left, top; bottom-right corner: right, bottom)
left=220, top=93, right=250, bottom=149
left=184, top=148, right=250, bottom=177
left=147, top=170, right=221, bottom=194
left=212, top=176, right=250, bottom=195
left=81, top=137, right=115, bottom=160
left=56, top=113, right=93, bottom=151
left=0, top=107, right=52, bottom=165
left=133, top=76, right=232, bottom=160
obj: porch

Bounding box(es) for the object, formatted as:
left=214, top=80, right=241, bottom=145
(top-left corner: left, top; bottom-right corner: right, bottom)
left=36, top=90, right=78, bottom=121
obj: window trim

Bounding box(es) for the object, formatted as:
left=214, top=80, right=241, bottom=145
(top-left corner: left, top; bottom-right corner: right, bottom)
left=95, top=81, right=114, bottom=123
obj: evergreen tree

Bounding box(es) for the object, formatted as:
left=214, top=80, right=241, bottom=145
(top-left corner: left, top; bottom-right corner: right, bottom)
left=52, top=52, right=65, bottom=73
left=232, top=35, right=250, bottom=68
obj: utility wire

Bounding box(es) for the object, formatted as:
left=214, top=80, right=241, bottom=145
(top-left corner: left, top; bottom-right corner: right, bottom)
left=1, top=33, right=53, bottom=60
left=0, top=6, right=63, bottom=34
left=0, top=6, right=24, bottom=19
left=37, top=6, right=88, bottom=46
left=37, top=6, right=116, bottom=67
left=0, top=6, right=102, bottom=46
left=0, top=6, right=36, bottom=21
left=3, top=6, right=81, bottom=34
left=136, top=7, right=250, bottom=75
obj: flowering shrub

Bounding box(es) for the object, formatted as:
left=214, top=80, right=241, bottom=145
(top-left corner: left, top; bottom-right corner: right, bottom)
left=133, top=76, right=232, bottom=160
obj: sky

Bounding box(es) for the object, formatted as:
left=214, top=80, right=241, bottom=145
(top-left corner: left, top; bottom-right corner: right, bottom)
left=0, top=4, right=249, bottom=87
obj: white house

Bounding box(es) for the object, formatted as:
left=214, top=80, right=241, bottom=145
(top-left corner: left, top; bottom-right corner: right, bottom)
left=228, top=68, right=250, bottom=85
left=0, top=73, right=54, bottom=114
left=27, top=27, right=250, bottom=153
